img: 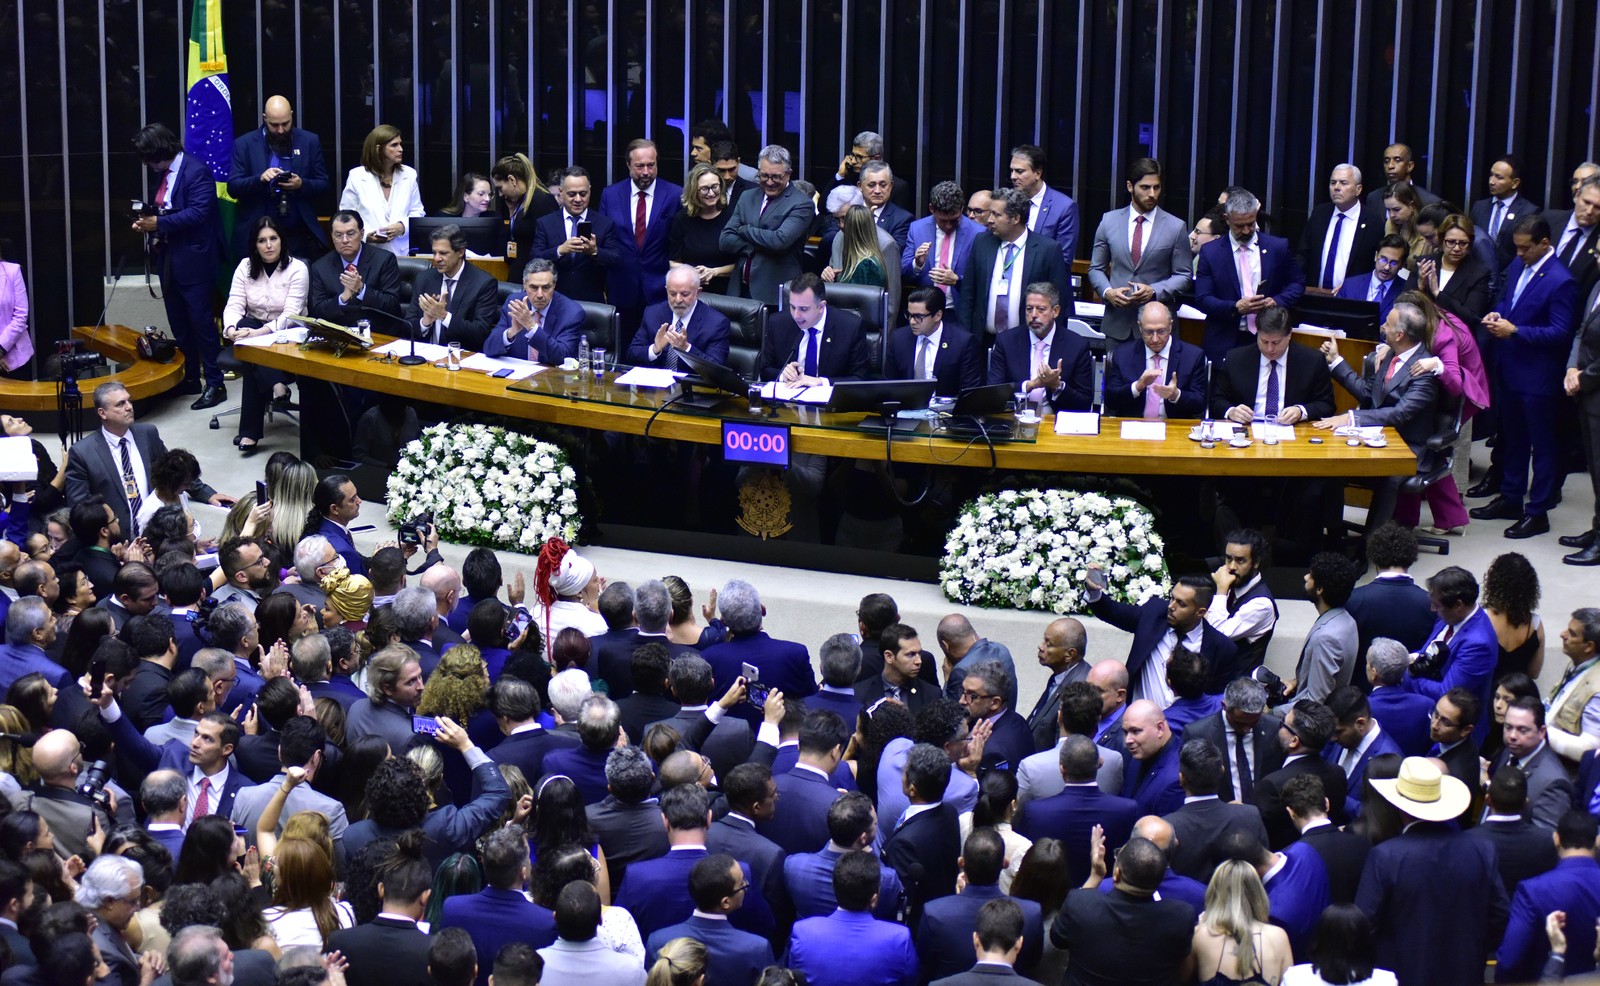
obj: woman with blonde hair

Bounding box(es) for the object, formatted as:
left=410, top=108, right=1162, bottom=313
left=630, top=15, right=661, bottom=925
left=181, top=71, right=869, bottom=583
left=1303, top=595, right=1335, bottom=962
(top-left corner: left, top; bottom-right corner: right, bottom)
left=491, top=152, right=554, bottom=263
left=0, top=705, right=38, bottom=788
left=1192, top=859, right=1293, bottom=985
left=646, top=937, right=707, bottom=986
left=837, top=204, right=888, bottom=287
left=268, top=461, right=319, bottom=556
left=339, top=124, right=424, bottom=256
left=262, top=836, right=354, bottom=947
left=668, top=164, right=737, bottom=294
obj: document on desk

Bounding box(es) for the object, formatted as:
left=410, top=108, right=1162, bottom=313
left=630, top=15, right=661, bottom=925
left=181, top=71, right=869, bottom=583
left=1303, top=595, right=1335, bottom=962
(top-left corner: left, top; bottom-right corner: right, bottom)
left=1054, top=412, right=1101, bottom=436
left=1119, top=420, right=1168, bottom=441
left=613, top=366, right=686, bottom=388
left=458, top=352, right=542, bottom=380
left=1334, top=425, right=1387, bottom=440
left=231, top=328, right=309, bottom=347
left=1250, top=422, right=1297, bottom=442
left=373, top=340, right=451, bottom=361
left=760, top=382, right=833, bottom=404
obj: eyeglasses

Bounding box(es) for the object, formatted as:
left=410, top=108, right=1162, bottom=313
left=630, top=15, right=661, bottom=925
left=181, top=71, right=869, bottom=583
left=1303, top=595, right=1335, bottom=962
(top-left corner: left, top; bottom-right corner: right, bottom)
left=906, top=311, right=935, bottom=322
left=1429, top=708, right=1465, bottom=729
left=730, top=882, right=750, bottom=895
left=757, top=172, right=787, bottom=184
left=1279, top=720, right=1300, bottom=738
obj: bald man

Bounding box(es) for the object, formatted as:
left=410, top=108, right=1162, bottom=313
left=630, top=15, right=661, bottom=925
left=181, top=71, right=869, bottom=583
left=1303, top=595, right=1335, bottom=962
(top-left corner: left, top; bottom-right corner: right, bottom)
left=1087, top=660, right=1130, bottom=751
left=0, top=539, right=20, bottom=627
left=937, top=614, right=1017, bottom=709
left=419, top=564, right=465, bottom=647
left=227, top=94, right=330, bottom=258
left=1121, top=700, right=1184, bottom=816
left=10, top=730, right=116, bottom=860
left=1027, top=618, right=1089, bottom=752
left=1090, top=815, right=1208, bottom=913
left=1364, top=142, right=1442, bottom=215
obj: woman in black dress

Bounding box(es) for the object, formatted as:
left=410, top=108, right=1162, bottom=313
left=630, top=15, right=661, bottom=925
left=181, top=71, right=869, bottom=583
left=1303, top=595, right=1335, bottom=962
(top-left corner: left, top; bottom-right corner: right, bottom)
left=668, top=164, right=738, bottom=295
left=491, top=152, right=558, bottom=270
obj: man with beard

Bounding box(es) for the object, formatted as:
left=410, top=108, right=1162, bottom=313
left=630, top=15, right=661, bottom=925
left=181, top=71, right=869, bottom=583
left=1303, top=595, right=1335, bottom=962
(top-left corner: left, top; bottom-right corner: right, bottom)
left=211, top=538, right=279, bottom=608
left=227, top=96, right=331, bottom=259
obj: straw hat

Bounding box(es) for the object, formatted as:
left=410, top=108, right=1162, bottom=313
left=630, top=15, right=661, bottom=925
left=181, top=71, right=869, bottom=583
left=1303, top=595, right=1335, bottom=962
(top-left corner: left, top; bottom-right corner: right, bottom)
left=1369, top=756, right=1471, bottom=822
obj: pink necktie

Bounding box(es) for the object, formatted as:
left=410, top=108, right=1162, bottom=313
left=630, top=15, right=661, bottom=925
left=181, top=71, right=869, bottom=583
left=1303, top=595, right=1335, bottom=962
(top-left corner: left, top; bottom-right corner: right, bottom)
left=1028, top=339, right=1049, bottom=401
left=156, top=171, right=171, bottom=209
left=937, top=232, right=954, bottom=297
left=1236, top=246, right=1257, bottom=335
left=1145, top=353, right=1163, bottom=417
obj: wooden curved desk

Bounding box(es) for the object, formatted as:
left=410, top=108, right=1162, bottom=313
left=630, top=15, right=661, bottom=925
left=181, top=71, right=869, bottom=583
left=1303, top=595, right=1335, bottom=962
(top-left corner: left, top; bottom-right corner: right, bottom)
left=234, top=335, right=1414, bottom=478
left=0, top=326, right=186, bottom=411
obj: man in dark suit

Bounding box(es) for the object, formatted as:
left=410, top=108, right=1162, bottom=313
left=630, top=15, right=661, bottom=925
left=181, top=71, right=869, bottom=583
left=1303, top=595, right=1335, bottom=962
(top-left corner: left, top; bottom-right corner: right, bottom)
left=1184, top=678, right=1284, bottom=804
left=1547, top=176, right=1600, bottom=302
left=883, top=288, right=982, bottom=397
left=1471, top=215, right=1579, bottom=538
left=755, top=273, right=872, bottom=383
left=699, top=579, right=818, bottom=725
left=532, top=167, right=622, bottom=303
left=1210, top=309, right=1336, bottom=424
left=827, top=131, right=914, bottom=211
left=1428, top=688, right=1485, bottom=808
left=1192, top=188, right=1307, bottom=364
left=917, top=828, right=1044, bottom=982
left=1470, top=154, right=1544, bottom=273
left=1014, top=735, right=1140, bottom=886
left=985, top=282, right=1094, bottom=412
left=1497, top=809, right=1600, bottom=981
left=542, top=695, right=627, bottom=804
left=1356, top=756, right=1510, bottom=986
left=1320, top=301, right=1442, bottom=528
left=585, top=747, right=669, bottom=890
left=403, top=224, right=501, bottom=350
left=958, top=188, right=1071, bottom=339
left=1163, top=737, right=1270, bottom=882
left=1081, top=569, right=1240, bottom=705
left=137, top=770, right=189, bottom=861
left=1101, top=302, right=1208, bottom=418
left=326, top=832, right=432, bottom=986
left=436, top=828, right=557, bottom=986
left=483, top=259, right=586, bottom=363
left=757, top=710, right=848, bottom=856
left=644, top=854, right=775, bottom=986
left=902, top=181, right=987, bottom=313
left=957, top=661, right=1035, bottom=773
left=1049, top=835, right=1196, bottom=986
left=1324, top=686, right=1405, bottom=818
left=649, top=654, right=753, bottom=784
left=706, top=764, right=789, bottom=925
left=616, top=643, right=682, bottom=743
left=63, top=384, right=221, bottom=541
left=1364, top=638, right=1438, bottom=756
left=486, top=676, right=579, bottom=785
left=1254, top=700, right=1349, bottom=849
left=882, top=743, right=964, bottom=926
left=1491, top=697, right=1577, bottom=829
left=624, top=265, right=732, bottom=369
left=1470, top=766, right=1560, bottom=898
left=1299, top=163, right=1386, bottom=292
left=600, top=139, right=682, bottom=332
left=720, top=146, right=815, bottom=304
left=1285, top=773, right=1370, bottom=905
left=854, top=622, right=938, bottom=715
left=307, top=211, right=405, bottom=326
left=615, top=785, right=772, bottom=942
left=0, top=859, right=32, bottom=967
left=1346, top=524, right=1440, bottom=683
left=1565, top=260, right=1600, bottom=563
left=931, top=897, right=1036, bottom=985
left=226, top=97, right=330, bottom=259
left=809, top=633, right=864, bottom=727
left=131, top=123, right=226, bottom=407
left=1025, top=618, right=1089, bottom=754
left=857, top=161, right=914, bottom=252
left=1364, top=144, right=1443, bottom=214
left=788, top=850, right=918, bottom=986
left=582, top=582, right=640, bottom=697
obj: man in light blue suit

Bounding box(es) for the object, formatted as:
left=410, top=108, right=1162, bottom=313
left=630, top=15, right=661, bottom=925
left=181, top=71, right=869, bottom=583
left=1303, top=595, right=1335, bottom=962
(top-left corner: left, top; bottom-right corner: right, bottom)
left=1087, top=158, right=1194, bottom=342
left=645, top=854, right=775, bottom=986
left=787, top=850, right=917, bottom=986
left=624, top=265, right=731, bottom=369
left=1010, top=144, right=1078, bottom=265
left=483, top=259, right=586, bottom=364
left=758, top=710, right=850, bottom=856
left=902, top=181, right=987, bottom=313
left=1403, top=567, right=1499, bottom=734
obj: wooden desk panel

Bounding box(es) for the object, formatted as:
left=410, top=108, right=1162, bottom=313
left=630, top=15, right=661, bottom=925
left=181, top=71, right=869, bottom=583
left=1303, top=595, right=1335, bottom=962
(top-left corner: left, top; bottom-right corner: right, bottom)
left=235, top=337, right=1414, bottom=478
left=0, top=326, right=186, bottom=411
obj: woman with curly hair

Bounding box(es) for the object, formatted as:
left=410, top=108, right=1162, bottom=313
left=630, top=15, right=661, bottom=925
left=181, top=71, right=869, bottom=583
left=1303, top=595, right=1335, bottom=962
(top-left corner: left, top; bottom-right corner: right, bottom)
left=417, top=646, right=498, bottom=803
left=1483, top=552, right=1545, bottom=681
left=262, top=836, right=354, bottom=947
left=345, top=737, right=509, bottom=872
left=529, top=538, right=604, bottom=660
left=206, top=872, right=281, bottom=956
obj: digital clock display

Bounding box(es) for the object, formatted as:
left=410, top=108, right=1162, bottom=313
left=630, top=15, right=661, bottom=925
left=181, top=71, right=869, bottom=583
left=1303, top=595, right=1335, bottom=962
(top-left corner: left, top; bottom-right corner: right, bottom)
left=722, top=419, right=791, bottom=469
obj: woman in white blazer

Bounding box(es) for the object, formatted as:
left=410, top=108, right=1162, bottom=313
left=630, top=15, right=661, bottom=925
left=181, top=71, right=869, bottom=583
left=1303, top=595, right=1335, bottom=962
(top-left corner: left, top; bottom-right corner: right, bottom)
left=339, top=124, right=424, bottom=257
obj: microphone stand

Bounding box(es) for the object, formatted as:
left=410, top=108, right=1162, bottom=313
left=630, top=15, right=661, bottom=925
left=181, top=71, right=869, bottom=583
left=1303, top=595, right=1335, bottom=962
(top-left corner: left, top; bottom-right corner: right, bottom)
left=360, top=306, right=426, bottom=366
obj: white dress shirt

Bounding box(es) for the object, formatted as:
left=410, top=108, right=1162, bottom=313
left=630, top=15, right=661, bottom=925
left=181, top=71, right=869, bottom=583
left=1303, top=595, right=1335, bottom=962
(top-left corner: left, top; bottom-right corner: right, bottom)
left=648, top=301, right=698, bottom=361
left=1206, top=574, right=1276, bottom=643
left=1141, top=620, right=1205, bottom=708
left=186, top=763, right=230, bottom=826
left=988, top=236, right=1028, bottom=333
left=910, top=326, right=944, bottom=381
left=797, top=309, right=834, bottom=382
left=1320, top=202, right=1362, bottom=291
left=102, top=428, right=149, bottom=500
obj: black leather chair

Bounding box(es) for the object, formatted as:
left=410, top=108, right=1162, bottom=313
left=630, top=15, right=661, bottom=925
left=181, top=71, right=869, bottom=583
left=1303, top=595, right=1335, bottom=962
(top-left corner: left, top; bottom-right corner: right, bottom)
left=394, top=257, right=432, bottom=307
left=779, top=282, right=889, bottom=375
left=574, top=300, right=621, bottom=356
left=1402, top=392, right=1465, bottom=554
left=698, top=294, right=767, bottom=378
left=496, top=280, right=520, bottom=307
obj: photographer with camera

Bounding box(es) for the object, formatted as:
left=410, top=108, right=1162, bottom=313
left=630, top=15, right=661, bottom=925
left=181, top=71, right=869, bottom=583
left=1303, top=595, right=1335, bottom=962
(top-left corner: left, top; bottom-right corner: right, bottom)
left=1403, top=566, right=1498, bottom=735
left=130, top=124, right=227, bottom=411
left=8, top=729, right=113, bottom=861
left=226, top=96, right=330, bottom=261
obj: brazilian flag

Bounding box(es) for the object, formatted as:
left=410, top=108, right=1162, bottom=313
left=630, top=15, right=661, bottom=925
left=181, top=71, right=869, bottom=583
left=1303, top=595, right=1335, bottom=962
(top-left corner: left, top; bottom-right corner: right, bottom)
left=185, top=0, right=235, bottom=253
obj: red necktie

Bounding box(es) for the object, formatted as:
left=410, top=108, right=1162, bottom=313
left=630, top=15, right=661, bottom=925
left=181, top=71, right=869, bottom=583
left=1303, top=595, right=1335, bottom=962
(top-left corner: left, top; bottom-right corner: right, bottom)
left=634, top=190, right=647, bottom=248
left=156, top=171, right=171, bottom=209
left=1131, top=215, right=1145, bottom=267
left=191, top=776, right=211, bottom=822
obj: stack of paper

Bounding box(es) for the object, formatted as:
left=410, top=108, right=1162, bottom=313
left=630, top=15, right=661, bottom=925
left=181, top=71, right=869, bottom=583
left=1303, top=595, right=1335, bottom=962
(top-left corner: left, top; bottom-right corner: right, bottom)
left=232, top=327, right=309, bottom=347
left=1054, top=412, right=1101, bottom=435
left=614, top=366, right=686, bottom=388
left=1120, top=420, right=1168, bottom=441
left=1250, top=423, right=1296, bottom=442
left=457, top=353, right=542, bottom=380
left=373, top=340, right=451, bottom=361
left=759, top=382, right=833, bottom=404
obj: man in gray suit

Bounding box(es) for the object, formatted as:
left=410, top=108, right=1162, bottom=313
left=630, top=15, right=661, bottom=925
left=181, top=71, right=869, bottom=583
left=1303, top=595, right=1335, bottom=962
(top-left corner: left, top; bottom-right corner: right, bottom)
left=719, top=144, right=814, bottom=305
left=1016, top=681, right=1124, bottom=807
left=1087, top=157, right=1194, bottom=342
left=1489, top=697, right=1575, bottom=830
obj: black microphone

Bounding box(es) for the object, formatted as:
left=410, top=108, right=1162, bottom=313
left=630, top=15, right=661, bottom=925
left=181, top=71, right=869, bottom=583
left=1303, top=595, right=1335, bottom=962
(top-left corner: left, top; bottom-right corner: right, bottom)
left=0, top=732, right=38, bottom=747
left=359, top=306, right=426, bottom=366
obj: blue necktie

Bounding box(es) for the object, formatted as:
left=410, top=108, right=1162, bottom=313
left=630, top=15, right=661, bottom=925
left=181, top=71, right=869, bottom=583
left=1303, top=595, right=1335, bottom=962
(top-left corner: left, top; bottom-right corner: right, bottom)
left=1321, top=213, right=1345, bottom=289
left=804, top=327, right=819, bottom=377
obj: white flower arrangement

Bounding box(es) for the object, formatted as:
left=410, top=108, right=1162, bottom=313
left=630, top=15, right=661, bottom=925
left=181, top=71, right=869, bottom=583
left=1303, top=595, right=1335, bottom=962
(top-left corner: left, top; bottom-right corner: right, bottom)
left=940, top=488, right=1172, bottom=613
left=387, top=423, right=581, bottom=552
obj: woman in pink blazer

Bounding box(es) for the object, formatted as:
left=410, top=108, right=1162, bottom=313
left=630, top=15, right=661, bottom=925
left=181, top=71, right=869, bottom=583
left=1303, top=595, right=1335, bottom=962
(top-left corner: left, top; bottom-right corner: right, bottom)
left=0, top=260, right=32, bottom=375
left=1392, top=290, right=1489, bottom=532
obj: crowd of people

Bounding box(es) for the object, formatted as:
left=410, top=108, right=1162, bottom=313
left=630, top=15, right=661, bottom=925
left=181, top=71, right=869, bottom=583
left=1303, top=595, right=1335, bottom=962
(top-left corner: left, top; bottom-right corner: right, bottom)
left=0, top=369, right=1596, bottom=986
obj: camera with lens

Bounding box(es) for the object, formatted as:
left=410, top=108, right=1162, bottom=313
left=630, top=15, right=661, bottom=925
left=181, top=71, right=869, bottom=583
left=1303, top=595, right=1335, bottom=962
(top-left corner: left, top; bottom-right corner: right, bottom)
left=1409, top=638, right=1451, bottom=681
left=398, top=511, right=434, bottom=547
left=76, top=759, right=113, bottom=812
left=55, top=340, right=107, bottom=377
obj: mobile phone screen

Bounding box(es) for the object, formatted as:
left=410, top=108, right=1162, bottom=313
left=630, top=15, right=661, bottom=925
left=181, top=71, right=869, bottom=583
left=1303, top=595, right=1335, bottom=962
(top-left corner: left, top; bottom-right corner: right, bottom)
left=412, top=715, right=441, bottom=736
